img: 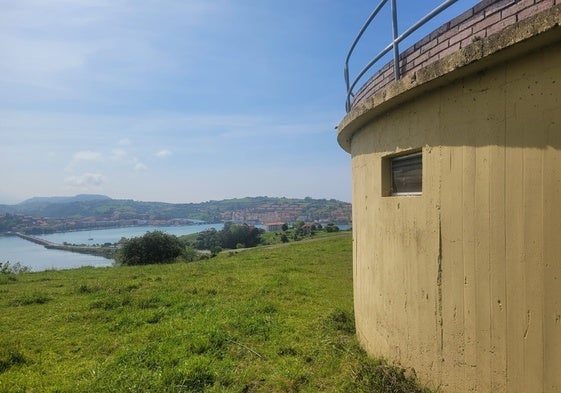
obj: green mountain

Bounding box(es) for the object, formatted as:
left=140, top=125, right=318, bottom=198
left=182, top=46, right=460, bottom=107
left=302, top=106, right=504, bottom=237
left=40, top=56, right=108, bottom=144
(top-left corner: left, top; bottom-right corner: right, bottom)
left=0, top=195, right=351, bottom=225
left=19, top=194, right=111, bottom=205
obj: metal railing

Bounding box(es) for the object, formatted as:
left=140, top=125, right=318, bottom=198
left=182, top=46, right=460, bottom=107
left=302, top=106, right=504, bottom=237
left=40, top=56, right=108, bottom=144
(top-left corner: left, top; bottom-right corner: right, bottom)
left=344, top=0, right=460, bottom=112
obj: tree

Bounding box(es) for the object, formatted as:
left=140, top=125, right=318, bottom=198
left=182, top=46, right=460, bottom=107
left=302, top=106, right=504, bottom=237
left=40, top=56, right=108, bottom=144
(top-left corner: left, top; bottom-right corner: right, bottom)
left=182, top=245, right=198, bottom=262
left=116, top=231, right=183, bottom=266
left=193, top=223, right=264, bottom=251
left=194, top=228, right=220, bottom=251
left=292, top=220, right=313, bottom=239
left=221, top=223, right=263, bottom=249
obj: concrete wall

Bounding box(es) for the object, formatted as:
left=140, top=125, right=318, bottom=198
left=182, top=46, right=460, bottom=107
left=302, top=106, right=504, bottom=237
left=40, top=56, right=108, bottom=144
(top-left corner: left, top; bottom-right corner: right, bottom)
left=340, top=3, right=561, bottom=392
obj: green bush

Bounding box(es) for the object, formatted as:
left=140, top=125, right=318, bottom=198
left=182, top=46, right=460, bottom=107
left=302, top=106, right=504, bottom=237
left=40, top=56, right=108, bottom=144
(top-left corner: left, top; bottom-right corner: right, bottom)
left=0, top=261, right=31, bottom=274
left=193, top=222, right=264, bottom=251
left=116, top=231, right=183, bottom=266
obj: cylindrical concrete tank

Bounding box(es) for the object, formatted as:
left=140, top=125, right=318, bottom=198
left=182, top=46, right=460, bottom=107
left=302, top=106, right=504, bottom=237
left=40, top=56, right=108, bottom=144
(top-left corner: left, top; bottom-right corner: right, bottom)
left=338, top=2, right=561, bottom=392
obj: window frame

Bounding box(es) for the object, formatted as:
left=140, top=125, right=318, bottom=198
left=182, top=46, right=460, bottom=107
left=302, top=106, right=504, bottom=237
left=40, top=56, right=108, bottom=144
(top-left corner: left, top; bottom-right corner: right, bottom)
left=382, top=150, right=423, bottom=197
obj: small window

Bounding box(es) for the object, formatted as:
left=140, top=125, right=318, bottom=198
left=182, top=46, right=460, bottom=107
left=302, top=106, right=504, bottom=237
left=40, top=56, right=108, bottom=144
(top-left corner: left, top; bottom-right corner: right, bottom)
left=382, top=151, right=422, bottom=196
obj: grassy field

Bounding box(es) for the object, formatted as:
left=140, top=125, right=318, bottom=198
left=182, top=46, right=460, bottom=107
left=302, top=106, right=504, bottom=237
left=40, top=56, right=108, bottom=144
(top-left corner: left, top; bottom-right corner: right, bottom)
left=0, top=233, right=428, bottom=392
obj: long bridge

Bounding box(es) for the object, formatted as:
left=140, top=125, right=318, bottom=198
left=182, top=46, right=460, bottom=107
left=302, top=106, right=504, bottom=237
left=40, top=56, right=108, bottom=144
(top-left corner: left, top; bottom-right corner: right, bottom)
left=12, top=232, right=115, bottom=259
left=14, top=232, right=58, bottom=247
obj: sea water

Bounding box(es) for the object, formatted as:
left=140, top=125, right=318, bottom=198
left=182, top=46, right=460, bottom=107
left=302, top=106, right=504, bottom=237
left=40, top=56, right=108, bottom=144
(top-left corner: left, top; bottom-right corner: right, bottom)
left=0, top=223, right=222, bottom=272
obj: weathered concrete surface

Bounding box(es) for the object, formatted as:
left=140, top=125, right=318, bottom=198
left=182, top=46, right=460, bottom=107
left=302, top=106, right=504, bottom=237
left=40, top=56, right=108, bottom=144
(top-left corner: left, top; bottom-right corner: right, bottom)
left=339, top=3, right=561, bottom=393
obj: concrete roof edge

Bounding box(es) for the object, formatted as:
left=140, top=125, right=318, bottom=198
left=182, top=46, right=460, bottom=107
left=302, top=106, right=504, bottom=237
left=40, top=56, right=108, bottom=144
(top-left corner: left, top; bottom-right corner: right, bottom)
left=337, top=4, right=561, bottom=153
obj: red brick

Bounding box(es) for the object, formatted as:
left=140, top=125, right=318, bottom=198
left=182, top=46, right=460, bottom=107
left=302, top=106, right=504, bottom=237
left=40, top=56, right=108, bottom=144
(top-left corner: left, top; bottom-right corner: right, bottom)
left=372, top=80, right=382, bottom=90
left=460, top=35, right=478, bottom=49
left=518, top=1, right=555, bottom=19
left=500, top=2, right=524, bottom=20
left=361, top=84, right=376, bottom=98
left=428, top=39, right=451, bottom=58
left=486, top=14, right=517, bottom=36
left=458, top=11, right=485, bottom=30
left=414, top=34, right=433, bottom=51
left=400, top=45, right=416, bottom=59
left=399, top=61, right=412, bottom=76
left=437, top=25, right=460, bottom=44
left=449, top=8, right=474, bottom=28
left=383, top=65, right=395, bottom=79
left=408, top=61, right=421, bottom=73
left=404, top=48, right=420, bottom=64
left=449, top=26, right=474, bottom=46
left=534, top=0, right=555, bottom=12
left=512, top=0, right=536, bottom=11
left=536, top=0, right=556, bottom=9
left=472, top=26, right=488, bottom=39
left=473, top=11, right=502, bottom=33
left=437, top=42, right=461, bottom=59
left=420, top=38, right=439, bottom=54
left=474, top=0, right=501, bottom=14
left=412, top=50, right=432, bottom=67
left=484, top=0, right=520, bottom=17
left=400, top=60, right=413, bottom=74
left=429, top=22, right=451, bottom=41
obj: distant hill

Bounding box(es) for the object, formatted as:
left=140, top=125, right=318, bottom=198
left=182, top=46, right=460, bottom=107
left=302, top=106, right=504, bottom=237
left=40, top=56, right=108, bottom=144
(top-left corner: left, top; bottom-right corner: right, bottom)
left=19, top=194, right=111, bottom=205
left=0, top=195, right=351, bottom=226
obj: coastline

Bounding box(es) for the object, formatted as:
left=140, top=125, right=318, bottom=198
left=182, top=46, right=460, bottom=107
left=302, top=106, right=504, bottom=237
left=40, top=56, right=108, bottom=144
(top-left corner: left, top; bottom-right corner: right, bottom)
left=2, top=223, right=225, bottom=267
left=13, top=232, right=117, bottom=260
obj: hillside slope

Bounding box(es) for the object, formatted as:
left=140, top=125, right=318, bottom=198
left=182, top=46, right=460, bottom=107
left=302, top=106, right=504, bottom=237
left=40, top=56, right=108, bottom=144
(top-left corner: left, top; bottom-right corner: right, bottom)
left=0, top=234, right=427, bottom=392
left=0, top=195, right=351, bottom=225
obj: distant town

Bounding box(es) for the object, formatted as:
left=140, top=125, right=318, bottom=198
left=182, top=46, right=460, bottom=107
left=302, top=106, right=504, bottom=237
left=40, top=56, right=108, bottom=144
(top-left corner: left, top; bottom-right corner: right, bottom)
left=0, top=195, right=351, bottom=234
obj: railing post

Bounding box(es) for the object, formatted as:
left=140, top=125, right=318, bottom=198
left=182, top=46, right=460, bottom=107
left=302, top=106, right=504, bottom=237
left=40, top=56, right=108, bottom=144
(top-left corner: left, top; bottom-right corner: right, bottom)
left=345, top=0, right=460, bottom=112
left=391, top=0, right=400, bottom=80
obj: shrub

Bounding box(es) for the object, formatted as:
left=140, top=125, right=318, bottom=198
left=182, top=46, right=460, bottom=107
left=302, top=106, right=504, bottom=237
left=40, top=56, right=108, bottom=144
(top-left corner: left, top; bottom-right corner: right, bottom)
left=182, top=245, right=199, bottom=262
left=325, top=223, right=340, bottom=233
left=193, top=223, right=264, bottom=251
left=0, top=261, right=31, bottom=274
left=116, top=231, right=183, bottom=266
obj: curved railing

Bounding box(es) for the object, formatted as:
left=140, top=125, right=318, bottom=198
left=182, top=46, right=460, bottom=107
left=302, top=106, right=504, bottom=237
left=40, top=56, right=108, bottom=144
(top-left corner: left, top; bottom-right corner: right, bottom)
left=344, top=0, right=461, bottom=112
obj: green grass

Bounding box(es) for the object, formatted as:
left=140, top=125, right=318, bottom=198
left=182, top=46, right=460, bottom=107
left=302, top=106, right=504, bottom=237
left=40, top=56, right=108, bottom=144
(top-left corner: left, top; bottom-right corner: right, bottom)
left=0, top=233, right=430, bottom=392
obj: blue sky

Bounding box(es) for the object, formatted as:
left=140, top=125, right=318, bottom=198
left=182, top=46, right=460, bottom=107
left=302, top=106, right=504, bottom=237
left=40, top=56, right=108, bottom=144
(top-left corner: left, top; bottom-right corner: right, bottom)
left=0, top=0, right=478, bottom=204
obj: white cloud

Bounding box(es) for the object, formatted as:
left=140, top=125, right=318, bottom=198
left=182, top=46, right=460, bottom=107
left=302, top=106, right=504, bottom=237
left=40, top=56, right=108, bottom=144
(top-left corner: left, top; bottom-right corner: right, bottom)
left=0, top=1, right=226, bottom=100
left=64, top=172, right=105, bottom=188
left=0, top=0, right=356, bottom=204
left=155, top=149, right=172, bottom=158
left=73, top=150, right=102, bottom=161
left=133, top=160, right=147, bottom=171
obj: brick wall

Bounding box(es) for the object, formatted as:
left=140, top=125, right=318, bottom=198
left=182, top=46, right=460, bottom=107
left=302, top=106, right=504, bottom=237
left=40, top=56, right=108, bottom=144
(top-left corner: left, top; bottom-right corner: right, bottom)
left=350, top=0, right=560, bottom=109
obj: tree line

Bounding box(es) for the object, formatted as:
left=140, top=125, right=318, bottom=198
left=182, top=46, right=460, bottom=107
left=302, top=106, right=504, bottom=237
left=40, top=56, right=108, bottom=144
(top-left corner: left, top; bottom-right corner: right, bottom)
left=116, top=221, right=341, bottom=266
left=116, top=223, right=265, bottom=266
